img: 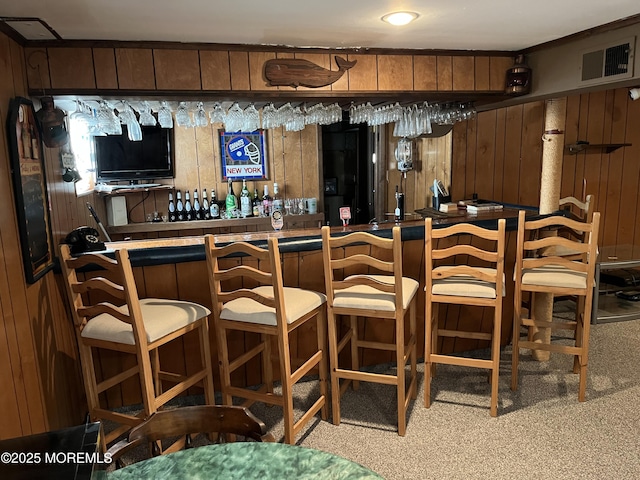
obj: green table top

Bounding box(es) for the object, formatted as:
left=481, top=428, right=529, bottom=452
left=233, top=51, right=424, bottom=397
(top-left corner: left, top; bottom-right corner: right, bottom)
left=107, top=442, right=384, bottom=480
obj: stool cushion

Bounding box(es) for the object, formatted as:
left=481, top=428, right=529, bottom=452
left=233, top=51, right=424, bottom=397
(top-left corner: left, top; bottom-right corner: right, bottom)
left=220, top=286, right=326, bottom=326
left=431, top=266, right=506, bottom=299
left=81, top=298, right=211, bottom=345
left=521, top=264, right=587, bottom=289
left=333, top=275, right=419, bottom=311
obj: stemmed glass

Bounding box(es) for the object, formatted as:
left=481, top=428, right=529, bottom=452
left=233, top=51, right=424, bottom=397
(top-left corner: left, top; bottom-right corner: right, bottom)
left=224, top=103, right=243, bottom=132
left=209, top=102, right=225, bottom=124
left=97, top=101, right=122, bottom=135
left=194, top=102, right=209, bottom=127
left=157, top=101, right=173, bottom=128
left=175, top=102, right=193, bottom=128
left=137, top=101, right=157, bottom=126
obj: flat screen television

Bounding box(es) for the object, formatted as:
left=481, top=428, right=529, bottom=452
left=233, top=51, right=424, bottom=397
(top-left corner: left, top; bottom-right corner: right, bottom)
left=94, top=125, right=174, bottom=182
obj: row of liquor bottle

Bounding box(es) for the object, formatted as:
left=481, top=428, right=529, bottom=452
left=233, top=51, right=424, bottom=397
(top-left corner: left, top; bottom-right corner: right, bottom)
left=167, top=179, right=283, bottom=222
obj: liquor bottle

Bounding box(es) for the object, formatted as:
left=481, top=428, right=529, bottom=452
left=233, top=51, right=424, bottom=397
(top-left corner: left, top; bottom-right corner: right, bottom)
left=193, top=189, right=202, bottom=220
left=240, top=179, right=252, bottom=217
left=30, top=125, right=39, bottom=160
left=252, top=187, right=261, bottom=217
left=201, top=188, right=211, bottom=220
left=272, top=182, right=283, bottom=213
left=184, top=190, right=193, bottom=221
left=262, top=184, right=272, bottom=217
left=168, top=192, right=176, bottom=222
left=210, top=189, right=219, bottom=219
left=176, top=190, right=185, bottom=221
left=225, top=179, right=237, bottom=217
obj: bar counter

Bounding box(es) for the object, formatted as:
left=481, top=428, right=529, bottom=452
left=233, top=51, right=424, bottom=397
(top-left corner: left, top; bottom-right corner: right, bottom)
left=104, top=207, right=534, bottom=267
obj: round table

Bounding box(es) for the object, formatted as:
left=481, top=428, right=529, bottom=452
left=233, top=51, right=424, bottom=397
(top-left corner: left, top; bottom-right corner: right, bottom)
left=107, top=442, right=384, bottom=480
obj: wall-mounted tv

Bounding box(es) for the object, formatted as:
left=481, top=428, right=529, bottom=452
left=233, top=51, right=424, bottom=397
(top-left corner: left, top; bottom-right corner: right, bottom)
left=94, top=125, right=174, bottom=182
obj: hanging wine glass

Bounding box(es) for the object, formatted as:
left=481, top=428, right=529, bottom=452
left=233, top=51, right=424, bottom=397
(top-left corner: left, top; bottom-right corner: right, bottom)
left=242, top=104, right=259, bottom=132
left=224, top=103, right=243, bottom=132
left=157, top=101, right=173, bottom=128
left=137, top=101, right=157, bottom=126
left=194, top=102, right=209, bottom=127
left=175, top=101, right=193, bottom=128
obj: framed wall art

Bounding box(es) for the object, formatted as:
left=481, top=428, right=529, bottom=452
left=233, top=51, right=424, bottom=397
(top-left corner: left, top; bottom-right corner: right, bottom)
left=219, top=130, right=268, bottom=181
left=7, top=97, right=55, bottom=283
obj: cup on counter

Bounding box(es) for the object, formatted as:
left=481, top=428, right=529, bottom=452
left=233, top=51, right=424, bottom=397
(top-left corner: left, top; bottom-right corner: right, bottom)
left=305, top=197, right=317, bottom=214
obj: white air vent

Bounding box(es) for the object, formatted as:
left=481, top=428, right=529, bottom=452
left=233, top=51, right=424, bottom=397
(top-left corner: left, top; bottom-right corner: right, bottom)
left=579, top=37, right=635, bottom=85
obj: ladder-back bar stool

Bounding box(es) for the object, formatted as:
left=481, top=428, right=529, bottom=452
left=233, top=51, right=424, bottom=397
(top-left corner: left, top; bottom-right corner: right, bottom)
left=59, top=244, right=216, bottom=446
left=511, top=210, right=600, bottom=401
left=424, top=218, right=506, bottom=416
left=321, top=226, right=418, bottom=436
left=204, top=235, right=328, bottom=444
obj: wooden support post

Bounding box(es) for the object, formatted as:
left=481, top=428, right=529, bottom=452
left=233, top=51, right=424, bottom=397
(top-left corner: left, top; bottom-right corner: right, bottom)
left=531, top=98, right=566, bottom=361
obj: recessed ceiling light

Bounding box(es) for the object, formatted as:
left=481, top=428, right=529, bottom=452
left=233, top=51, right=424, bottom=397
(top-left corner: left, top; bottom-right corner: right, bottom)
left=381, top=11, right=419, bottom=26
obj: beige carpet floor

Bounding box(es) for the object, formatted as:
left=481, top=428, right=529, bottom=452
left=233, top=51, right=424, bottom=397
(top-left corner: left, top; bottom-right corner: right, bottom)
left=246, top=312, right=640, bottom=480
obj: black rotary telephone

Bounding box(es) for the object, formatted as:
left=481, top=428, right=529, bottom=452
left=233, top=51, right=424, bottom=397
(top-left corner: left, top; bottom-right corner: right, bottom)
left=64, top=227, right=105, bottom=254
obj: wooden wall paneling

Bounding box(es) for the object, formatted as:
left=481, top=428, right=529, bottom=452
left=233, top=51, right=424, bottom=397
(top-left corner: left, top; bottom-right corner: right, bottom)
left=501, top=104, right=524, bottom=204
left=583, top=91, right=606, bottom=213
left=492, top=107, right=507, bottom=201
left=195, top=123, right=218, bottom=195
left=47, top=48, right=96, bottom=89
left=229, top=51, right=250, bottom=91
left=300, top=125, right=320, bottom=201
left=464, top=115, right=478, bottom=199
left=518, top=102, right=544, bottom=206
left=474, top=56, right=490, bottom=91
left=345, top=54, right=377, bottom=91
left=621, top=95, right=640, bottom=245
left=199, top=50, right=231, bottom=90
left=270, top=127, right=285, bottom=188
left=452, top=55, right=475, bottom=91
left=404, top=167, right=417, bottom=217
left=115, top=48, right=156, bottom=90
left=474, top=110, right=497, bottom=199
left=573, top=94, right=590, bottom=196
left=450, top=121, right=468, bottom=201
left=248, top=51, right=276, bottom=91
left=92, top=48, right=118, bottom=89
left=436, top=56, right=453, bottom=91
left=10, top=40, right=28, bottom=96
left=561, top=94, right=581, bottom=199
left=489, top=56, right=512, bottom=91
left=595, top=91, right=614, bottom=223
left=0, top=35, right=48, bottom=437
left=601, top=89, right=629, bottom=246
left=413, top=55, right=437, bottom=91
left=153, top=49, right=201, bottom=90
left=281, top=129, right=302, bottom=198
left=377, top=55, right=413, bottom=91
left=24, top=47, right=50, bottom=90
left=173, top=126, right=200, bottom=192
left=293, top=53, right=332, bottom=91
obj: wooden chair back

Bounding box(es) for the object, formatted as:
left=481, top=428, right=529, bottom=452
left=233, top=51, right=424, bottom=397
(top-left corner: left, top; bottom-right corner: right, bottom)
left=425, top=218, right=506, bottom=300
left=59, top=244, right=148, bottom=348
left=559, top=194, right=593, bottom=222
left=515, top=210, right=600, bottom=296
left=108, top=405, right=274, bottom=466
left=205, top=236, right=285, bottom=326
left=322, top=226, right=404, bottom=313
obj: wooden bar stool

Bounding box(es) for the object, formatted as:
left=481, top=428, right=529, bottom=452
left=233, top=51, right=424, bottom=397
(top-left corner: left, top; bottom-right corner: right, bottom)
left=321, top=226, right=418, bottom=436
left=59, top=244, right=216, bottom=446
left=511, top=210, right=600, bottom=401
left=424, top=218, right=506, bottom=416
left=204, top=235, right=328, bottom=445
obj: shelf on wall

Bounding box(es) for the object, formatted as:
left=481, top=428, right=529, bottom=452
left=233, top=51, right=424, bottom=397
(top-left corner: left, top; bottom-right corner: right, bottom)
left=565, top=143, right=631, bottom=154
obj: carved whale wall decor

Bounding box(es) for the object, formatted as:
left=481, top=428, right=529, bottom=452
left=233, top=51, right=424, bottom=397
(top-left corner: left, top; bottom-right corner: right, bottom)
left=264, top=55, right=357, bottom=88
